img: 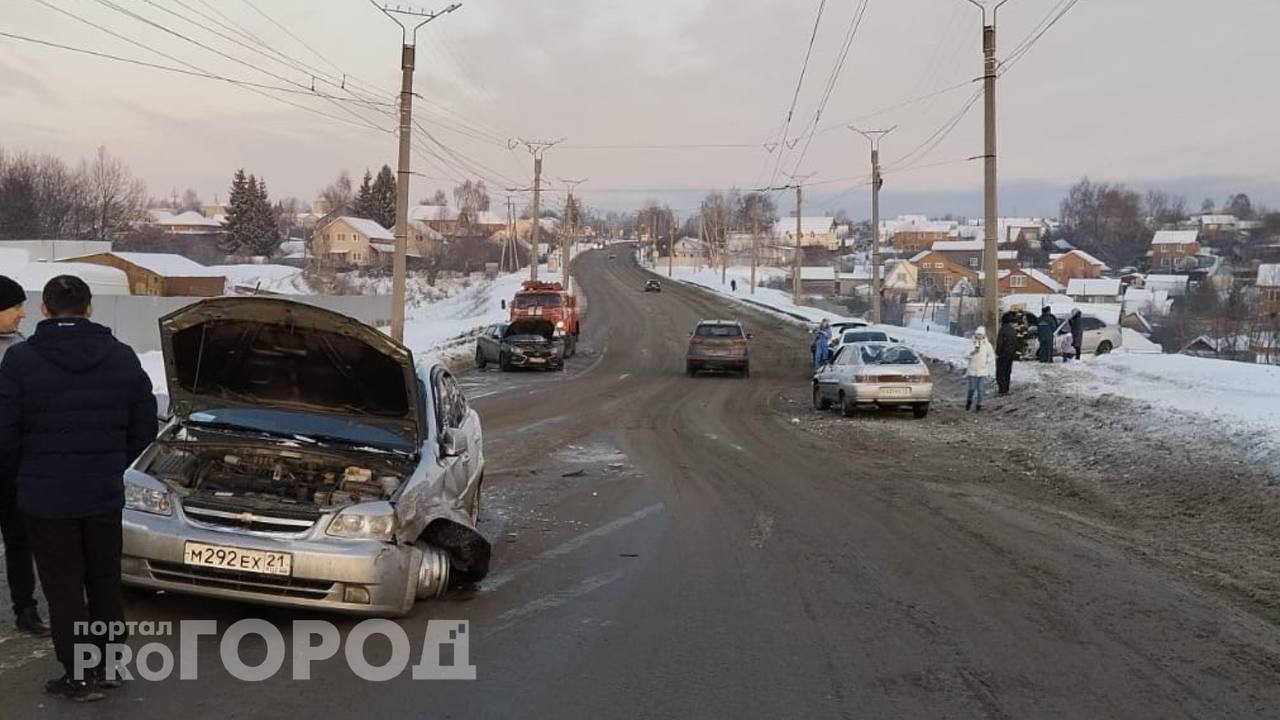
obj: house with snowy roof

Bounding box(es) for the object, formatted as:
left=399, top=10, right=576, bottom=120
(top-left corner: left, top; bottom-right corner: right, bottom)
left=66, top=251, right=225, bottom=296
left=1151, top=230, right=1200, bottom=269
left=1258, top=264, right=1280, bottom=320
left=314, top=216, right=394, bottom=268
left=1049, top=248, right=1109, bottom=286
left=1066, top=277, right=1123, bottom=304
left=774, top=216, right=842, bottom=250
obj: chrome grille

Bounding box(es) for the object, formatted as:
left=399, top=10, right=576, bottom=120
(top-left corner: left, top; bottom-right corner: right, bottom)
left=148, top=561, right=334, bottom=599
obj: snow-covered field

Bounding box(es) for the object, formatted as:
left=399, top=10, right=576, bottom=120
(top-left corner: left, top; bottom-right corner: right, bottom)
left=657, top=261, right=1280, bottom=471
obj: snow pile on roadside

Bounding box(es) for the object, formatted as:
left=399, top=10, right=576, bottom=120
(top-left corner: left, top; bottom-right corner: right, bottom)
left=662, top=261, right=1280, bottom=468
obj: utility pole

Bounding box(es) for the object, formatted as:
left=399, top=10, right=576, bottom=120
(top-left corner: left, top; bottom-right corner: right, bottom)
left=965, top=0, right=1008, bottom=338
left=511, top=138, right=564, bottom=283
left=851, top=126, right=895, bottom=324
left=786, top=172, right=815, bottom=306
left=370, top=1, right=461, bottom=343
left=559, top=178, right=586, bottom=292
left=750, top=214, right=758, bottom=295
left=667, top=213, right=674, bottom=278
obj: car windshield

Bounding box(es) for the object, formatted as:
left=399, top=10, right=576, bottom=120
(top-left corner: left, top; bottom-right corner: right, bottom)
left=696, top=324, right=742, bottom=337
left=513, top=292, right=562, bottom=308
left=186, top=408, right=412, bottom=452
left=843, top=330, right=889, bottom=343
left=858, top=344, right=921, bottom=365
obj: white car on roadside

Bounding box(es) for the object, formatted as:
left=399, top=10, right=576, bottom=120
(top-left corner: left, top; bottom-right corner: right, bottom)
left=812, top=342, right=933, bottom=418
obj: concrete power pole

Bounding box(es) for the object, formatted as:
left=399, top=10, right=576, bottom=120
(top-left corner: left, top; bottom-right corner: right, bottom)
left=559, top=178, right=586, bottom=292
left=965, top=0, right=1009, bottom=338
left=787, top=173, right=815, bottom=306
left=750, top=215, right=758, bottom=295
left=511, top=138, right=564, bottom=283
left=370, top=1, right=461, bottom=343
left=851, top=126, right=895, bottom=324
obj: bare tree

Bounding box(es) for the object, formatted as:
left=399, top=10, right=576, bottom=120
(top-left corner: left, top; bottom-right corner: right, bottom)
left=319, top=170, right=353, bottom=216
left=453, top=180, right=490, bottom=230
left=1058, top=178, right=1148, bottom=267
left=180, top=188, right=202, bottom=213
left=81, top=146, right=145, bottom=241
left=1144, top=190, right=1188, bottom=228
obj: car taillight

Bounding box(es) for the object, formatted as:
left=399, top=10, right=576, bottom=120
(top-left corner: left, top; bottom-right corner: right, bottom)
left=730, top=337, right=746, bottom=345
left=854, top=374, right=870, bottom=382
left=689, top=336, right=704, bottom=344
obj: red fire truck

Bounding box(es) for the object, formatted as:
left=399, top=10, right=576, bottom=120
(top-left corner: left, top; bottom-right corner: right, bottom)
left=509, top=281, right=581, bottom=356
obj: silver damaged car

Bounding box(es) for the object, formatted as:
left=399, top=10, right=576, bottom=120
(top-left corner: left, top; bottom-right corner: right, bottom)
left=121, top=297, right=489, bottom=616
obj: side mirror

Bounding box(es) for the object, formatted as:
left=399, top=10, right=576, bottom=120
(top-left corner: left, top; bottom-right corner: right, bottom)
left=441, top=427, right=469, bottom=457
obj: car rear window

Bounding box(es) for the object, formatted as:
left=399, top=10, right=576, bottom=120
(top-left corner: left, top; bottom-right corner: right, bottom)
left=843, top=330, right=889, bottom=343
left=696, top=324, right=742, bottom=337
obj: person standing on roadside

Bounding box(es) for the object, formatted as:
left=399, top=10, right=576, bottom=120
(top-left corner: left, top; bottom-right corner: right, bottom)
left=731, top=279, right=738, bottom=292
left=0, top=276, right=49, bottom=638
left=811, top=319, right=832, bottom=371
left=1036, top=307, right=1058, bottom=363
left=1069, top=309, right=1084, bottom=361
left=995, top=311, right=1017, bottom=395
left=965, top=326, right=995, bottom=412
left=0, top=276, right=157, bottom=702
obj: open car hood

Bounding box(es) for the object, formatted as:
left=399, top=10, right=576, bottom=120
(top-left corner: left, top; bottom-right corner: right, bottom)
left=504, top=318, right=557, bottom=340
left=159, top=297, right=422, bottom=449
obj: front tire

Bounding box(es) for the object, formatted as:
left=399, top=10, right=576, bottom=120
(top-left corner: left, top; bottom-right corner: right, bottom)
left=499, top=352, right=512, bottom=372
left=1096, top=340, right=1113, bottom=355
left=475, top=349, right=487, bottom=369
left=913, top=403, right=930, bottom=419
left=813, top=385, right=831, bottom=410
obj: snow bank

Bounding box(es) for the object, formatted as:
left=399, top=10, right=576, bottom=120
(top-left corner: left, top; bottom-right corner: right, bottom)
left=209, top=264, right=312, bottom=295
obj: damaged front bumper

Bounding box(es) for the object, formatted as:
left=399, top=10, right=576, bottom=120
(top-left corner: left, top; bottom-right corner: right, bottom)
left=122, top=507, right=431, bottom=617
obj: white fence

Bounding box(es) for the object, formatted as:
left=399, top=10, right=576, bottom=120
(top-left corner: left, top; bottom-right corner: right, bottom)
left=16, top=294, right=395, bottom=352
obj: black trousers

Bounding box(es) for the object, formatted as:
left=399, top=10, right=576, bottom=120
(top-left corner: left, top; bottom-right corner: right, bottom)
left=996, top=355, right=1014, bottom=394
left=0, top=476, right=38, bottom=615
left=26, top=513, right=126, bottom=676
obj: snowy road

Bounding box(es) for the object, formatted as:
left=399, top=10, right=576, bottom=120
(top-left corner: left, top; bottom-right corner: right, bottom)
left=3, top=248, right=1280, bottom=717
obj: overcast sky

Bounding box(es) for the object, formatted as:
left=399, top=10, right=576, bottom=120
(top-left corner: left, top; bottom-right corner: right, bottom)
left=3, top=0, right=1277, bottom=218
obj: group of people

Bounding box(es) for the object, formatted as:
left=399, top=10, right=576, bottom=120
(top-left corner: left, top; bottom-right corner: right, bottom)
left=0, top=273, right=158, bottom=702
left=807, top=306, right=1088, bottom=412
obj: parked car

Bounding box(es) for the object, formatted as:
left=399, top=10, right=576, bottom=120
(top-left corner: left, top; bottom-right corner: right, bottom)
left=686, top=319, right=751, bottom=377
left=829, top=328, right=894, bottom=356
left=475, top=318, right=565, bottom=371
left=829, top=320, right=870, bottom=336
left=812, top=342, right=932, bottom=418
left=1023, top=313, right=1122, bottom=358
left=644, top=279, right=662, bottom=292
left=121, top=297, right=489, bottom=617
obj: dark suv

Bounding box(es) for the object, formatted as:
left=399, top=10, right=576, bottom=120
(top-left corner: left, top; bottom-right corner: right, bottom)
left=686, top=320, right=751, bottom=377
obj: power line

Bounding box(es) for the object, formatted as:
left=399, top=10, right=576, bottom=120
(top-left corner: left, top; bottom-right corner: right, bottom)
left=0, top=28, right=391, bottom=114
left=788, top=0, right=872, bottom=176
left=1000, top=0, right=1083, bottom=74
left=766, top=0, right=828, bottom=189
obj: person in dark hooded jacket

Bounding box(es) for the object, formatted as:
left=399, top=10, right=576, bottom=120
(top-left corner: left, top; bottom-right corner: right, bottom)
left=995, top=311, right=1018, bottom=395
left=1036, top=307, right=1059, bottom=363
left=0, top=276, right=157, bottom=701
left=1068, top=309, right=1084, bottom=360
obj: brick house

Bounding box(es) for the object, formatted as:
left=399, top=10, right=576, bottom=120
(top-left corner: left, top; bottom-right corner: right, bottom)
left=1151, top=230, right=1201, bottom=269
left=68, top=252, right=225, bottom=296
left=928, top=240, right=985, bottom=271
left=1259, top=264, right=1280, bottom=320
left=911, top=250, right=978, bottom=298
left=1049, top=249, right=1109, bottom=286
left=994, top=267, right=1062, bottom=294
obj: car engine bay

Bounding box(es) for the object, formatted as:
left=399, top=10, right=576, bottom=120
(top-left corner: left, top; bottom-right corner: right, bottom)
left=144, top=442, right=409, bottom=515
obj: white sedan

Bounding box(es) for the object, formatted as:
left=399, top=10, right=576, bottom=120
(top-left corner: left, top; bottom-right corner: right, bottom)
left=812, top=342, right=933, bottom=418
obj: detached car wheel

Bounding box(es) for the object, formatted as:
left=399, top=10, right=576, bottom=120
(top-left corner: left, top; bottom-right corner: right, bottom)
left=813, top=385, right=831, bottom=411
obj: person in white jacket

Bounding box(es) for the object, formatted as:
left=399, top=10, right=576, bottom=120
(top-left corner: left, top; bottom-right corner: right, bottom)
left=965, top=326, right=995, bottom=412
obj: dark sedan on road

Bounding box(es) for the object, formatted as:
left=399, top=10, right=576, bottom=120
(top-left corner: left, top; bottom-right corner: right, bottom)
left=475, top=318, right=565, bottom=371
left=644, top=279, right=662, bottom=292
left=686, top=319, right=751, bottom=377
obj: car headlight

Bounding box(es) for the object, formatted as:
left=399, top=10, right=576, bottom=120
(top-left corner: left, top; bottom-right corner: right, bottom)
left=327, top=502, right=396, bottom=541
left=555, top=320, right=566, bottom=329
left=125, top=476, right=172, bottom=516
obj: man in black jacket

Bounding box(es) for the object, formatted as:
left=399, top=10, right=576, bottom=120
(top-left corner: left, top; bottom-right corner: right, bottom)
left=0, top=276, right=157, bottom=702
left=995, top=311, right=1018, bottom=395
left=0, top=275, right=49, bottom=637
